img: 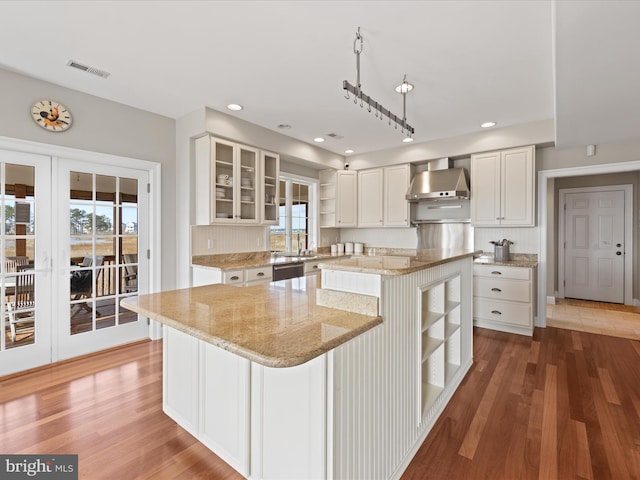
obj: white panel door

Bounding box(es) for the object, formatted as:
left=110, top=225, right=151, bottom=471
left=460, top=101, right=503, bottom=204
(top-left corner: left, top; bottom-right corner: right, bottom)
left=0, top=151, right=52, bottom=376
left=564, top=190, right=625, bottom=303
left=55, top=158, right=150, bottom=360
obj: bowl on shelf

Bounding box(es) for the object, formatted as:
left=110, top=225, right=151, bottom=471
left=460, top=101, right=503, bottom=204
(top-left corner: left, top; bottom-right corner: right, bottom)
left=216, top=213, right=231, bottom=218
left=241, top=195, right=252, bottom=202
left=241, top=178, right=252, bottom=187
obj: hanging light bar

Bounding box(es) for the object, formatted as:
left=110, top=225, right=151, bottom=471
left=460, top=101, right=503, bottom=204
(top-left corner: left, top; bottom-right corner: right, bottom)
left=343, top=27, right=415, bottom=136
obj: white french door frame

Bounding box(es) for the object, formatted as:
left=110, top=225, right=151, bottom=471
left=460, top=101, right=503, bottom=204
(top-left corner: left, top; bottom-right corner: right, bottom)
left=538, top=160, right=640, bottom=329
left=0, top=136, right=162, bottom=364
left=557, top=185, right=632, bottom=304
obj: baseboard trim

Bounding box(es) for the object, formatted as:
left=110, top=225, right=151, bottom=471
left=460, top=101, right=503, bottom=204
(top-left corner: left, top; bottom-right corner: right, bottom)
left=547, top=296, right=556, bottom=305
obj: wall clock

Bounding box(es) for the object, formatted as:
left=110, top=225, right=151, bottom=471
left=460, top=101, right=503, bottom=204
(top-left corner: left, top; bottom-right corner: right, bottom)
left=31, top=100, right=72, bottom=132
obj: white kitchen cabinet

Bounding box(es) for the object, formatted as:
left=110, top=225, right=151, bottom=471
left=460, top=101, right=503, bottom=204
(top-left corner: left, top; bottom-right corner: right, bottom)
left=192, top=265, right=272, bottom=287
left=200, top=341, right=251, bottom=477
left=357, top=164, right=411, bottom=228
left=261, top=150, right=280, bottom=225
left=358, top=168, right=383, bottom=226
left=473, top=264, right=535, bottom=336
left=470, top=145, right=534, bottom=226
left=384, top=164, right=412, bottom=226
left=195, top=135, right=260, bottom=225
left=164, top=326, right=251, bottom=477
left=319, top=169, right=357, bottom=227
left=250, top=356, right=326, bottom=480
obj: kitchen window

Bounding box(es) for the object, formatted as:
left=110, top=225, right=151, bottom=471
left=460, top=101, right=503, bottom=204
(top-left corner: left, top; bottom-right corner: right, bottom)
left=269, top=175, right=318, bottom=253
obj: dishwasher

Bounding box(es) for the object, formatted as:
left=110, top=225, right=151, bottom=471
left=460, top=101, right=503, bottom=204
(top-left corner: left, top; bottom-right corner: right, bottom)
left=272, top=261, right=304, bottom=281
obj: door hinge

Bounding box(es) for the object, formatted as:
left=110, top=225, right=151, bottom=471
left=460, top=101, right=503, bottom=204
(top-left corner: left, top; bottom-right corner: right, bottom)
left=147, top=249, right=151, bottom=260
left=147, top=318, right=150, bottom=326
left=147, top=183, right=150, bottom=193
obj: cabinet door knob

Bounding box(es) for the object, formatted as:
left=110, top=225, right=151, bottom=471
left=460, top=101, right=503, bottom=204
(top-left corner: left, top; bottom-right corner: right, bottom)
left=496, top=217, right=500, bottom=220
left=313, top=265, right=318, bottom=269
left=491, top=310, right=502, bottom=315
left=491, top=287, right=502, bottom=292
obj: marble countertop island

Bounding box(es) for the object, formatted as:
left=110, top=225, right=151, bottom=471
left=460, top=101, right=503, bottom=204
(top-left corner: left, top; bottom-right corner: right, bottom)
left=319, top=248, right=481, bottom=275
left=121, top=275, right=381, bottom=368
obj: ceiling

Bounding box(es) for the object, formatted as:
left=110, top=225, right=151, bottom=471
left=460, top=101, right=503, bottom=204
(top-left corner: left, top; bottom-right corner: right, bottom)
left=1, top=1, right=639, bottom=156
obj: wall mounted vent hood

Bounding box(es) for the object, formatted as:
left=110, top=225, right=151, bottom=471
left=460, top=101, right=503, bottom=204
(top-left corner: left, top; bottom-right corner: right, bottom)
left=406, top=158, right=470, bottom=202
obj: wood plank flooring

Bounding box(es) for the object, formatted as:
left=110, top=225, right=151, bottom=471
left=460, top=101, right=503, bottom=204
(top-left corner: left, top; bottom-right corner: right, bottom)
left=1, top=327, right=639, bottom=479
left=402, top=327, right=640, bottom=480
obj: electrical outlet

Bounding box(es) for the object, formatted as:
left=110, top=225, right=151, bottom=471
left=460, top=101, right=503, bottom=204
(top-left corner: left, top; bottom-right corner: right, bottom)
left=207, top=239, right=215, bottom=249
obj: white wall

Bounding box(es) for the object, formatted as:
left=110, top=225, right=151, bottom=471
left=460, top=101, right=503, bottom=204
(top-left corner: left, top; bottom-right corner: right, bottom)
left=0, top=68, right=177, bottom=290
left=338, top=228, right=417, bottom=249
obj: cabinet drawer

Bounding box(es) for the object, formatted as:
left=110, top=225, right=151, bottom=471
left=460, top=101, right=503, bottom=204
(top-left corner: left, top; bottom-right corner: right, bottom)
left=245, top=266, right=272, bottom=283
left=223, top=270, right=244, bottom=285
left=304, top=260, right=322, bottom=275
left=473, top=298, right=531, bottom=327
left=473, top=264, right=531, bottom=280
left=474, top=278, right=530, bottom=302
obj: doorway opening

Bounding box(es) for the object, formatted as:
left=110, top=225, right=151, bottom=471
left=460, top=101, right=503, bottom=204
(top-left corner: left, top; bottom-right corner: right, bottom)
left=538, top=160, right=640, bottom=329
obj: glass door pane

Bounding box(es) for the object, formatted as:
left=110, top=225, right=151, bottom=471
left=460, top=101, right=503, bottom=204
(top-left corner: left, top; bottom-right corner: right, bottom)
left=68, top=172, right=141, bottom=334
left=0, top=150, right=51, bottom=376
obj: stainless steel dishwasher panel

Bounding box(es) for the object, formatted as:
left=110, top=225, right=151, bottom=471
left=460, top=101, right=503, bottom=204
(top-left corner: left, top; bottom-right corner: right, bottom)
left=272, top=262, right=304, bottom=281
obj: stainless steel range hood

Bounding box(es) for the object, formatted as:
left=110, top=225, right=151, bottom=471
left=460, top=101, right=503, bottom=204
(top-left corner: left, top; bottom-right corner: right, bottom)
left=406, top=158, right=470, bottom=201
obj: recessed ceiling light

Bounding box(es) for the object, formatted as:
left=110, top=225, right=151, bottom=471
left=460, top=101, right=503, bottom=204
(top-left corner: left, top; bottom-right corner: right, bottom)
left=277, top=124, right=292, bottom=129
left=345, top=149, right=354, bottom=154
left=402, top=137, right=414, bottom=143
left=227, top=104, right=243, bottom=111
left=314, top=137, right=325, bottom=143
left=481, top=121, right=496, bottom=128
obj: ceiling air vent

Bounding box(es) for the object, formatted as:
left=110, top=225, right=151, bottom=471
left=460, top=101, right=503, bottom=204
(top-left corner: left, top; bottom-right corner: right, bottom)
left=66, top=59, right=110, bottom=79
left=327, top=133, right=344, bottom=139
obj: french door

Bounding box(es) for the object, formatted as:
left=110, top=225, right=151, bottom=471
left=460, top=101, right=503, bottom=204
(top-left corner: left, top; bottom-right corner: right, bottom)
left=54, top=159, right=150, bottom=360
left=0, top=150, right=51, bottom=375
left=0, top=149, right=152, bottom=376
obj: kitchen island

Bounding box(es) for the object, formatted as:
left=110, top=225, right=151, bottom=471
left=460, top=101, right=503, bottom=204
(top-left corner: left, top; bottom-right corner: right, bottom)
left=121, top=248, right=479, bottom=480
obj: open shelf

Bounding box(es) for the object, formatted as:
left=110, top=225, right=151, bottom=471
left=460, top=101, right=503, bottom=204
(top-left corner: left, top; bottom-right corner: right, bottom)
left=420, top=274, right=462, bottom=420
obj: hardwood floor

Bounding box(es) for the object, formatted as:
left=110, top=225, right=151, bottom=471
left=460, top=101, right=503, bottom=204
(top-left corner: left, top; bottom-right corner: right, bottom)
left=2, top=327, right=639, bottom=479
left=0, top=341, right=243, bottom=479
left=402, top=327, right=640, bottom=480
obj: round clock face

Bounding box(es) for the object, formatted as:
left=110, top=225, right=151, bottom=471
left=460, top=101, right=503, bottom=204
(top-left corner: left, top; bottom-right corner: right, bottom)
left=31, top=100, right=72, bottom=132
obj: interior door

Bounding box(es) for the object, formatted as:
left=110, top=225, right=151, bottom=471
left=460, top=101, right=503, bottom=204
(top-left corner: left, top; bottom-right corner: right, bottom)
left=564, top=189, right=625, bottom=303
left=0, top=150, right=51, bottom=376
left=55, top=159, right=149, bottom=360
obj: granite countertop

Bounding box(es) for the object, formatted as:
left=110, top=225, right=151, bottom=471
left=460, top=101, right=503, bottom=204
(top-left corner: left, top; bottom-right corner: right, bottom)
left=120, top=275, right=382, bottom=368
left=318, top=248, right=482, bottom=276
left=473, top=253, right=538, bottom=268
left=191, top=251, right=350, bottom=271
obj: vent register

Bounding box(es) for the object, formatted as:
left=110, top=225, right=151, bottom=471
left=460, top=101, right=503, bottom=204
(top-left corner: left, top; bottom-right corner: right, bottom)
left=66, top=59, right=111, bottom=79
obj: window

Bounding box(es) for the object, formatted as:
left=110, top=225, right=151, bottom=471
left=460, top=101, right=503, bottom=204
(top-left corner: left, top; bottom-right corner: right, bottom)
left=269, top=175, right=317, bottom=253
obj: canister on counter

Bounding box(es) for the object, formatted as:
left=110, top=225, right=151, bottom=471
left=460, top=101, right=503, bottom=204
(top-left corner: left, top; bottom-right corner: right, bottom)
left=337, top=243, right=345, bottom=254
left=354, top=242, right=364, bottom=254
left=345, top=242, right=354, bottom=254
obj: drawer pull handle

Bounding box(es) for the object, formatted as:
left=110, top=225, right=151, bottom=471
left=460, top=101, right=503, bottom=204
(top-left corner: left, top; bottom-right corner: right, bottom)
left=491, top=271, right=502, bottom=275
left=313, top=265, right=318, bottom=269
left=257, top=272, right=265, bottom=277
left=491, top=288, right=502, bottom=292
left=230, top=276, right=240, bottom=281
left=491, top=310, right=502, bottom=315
